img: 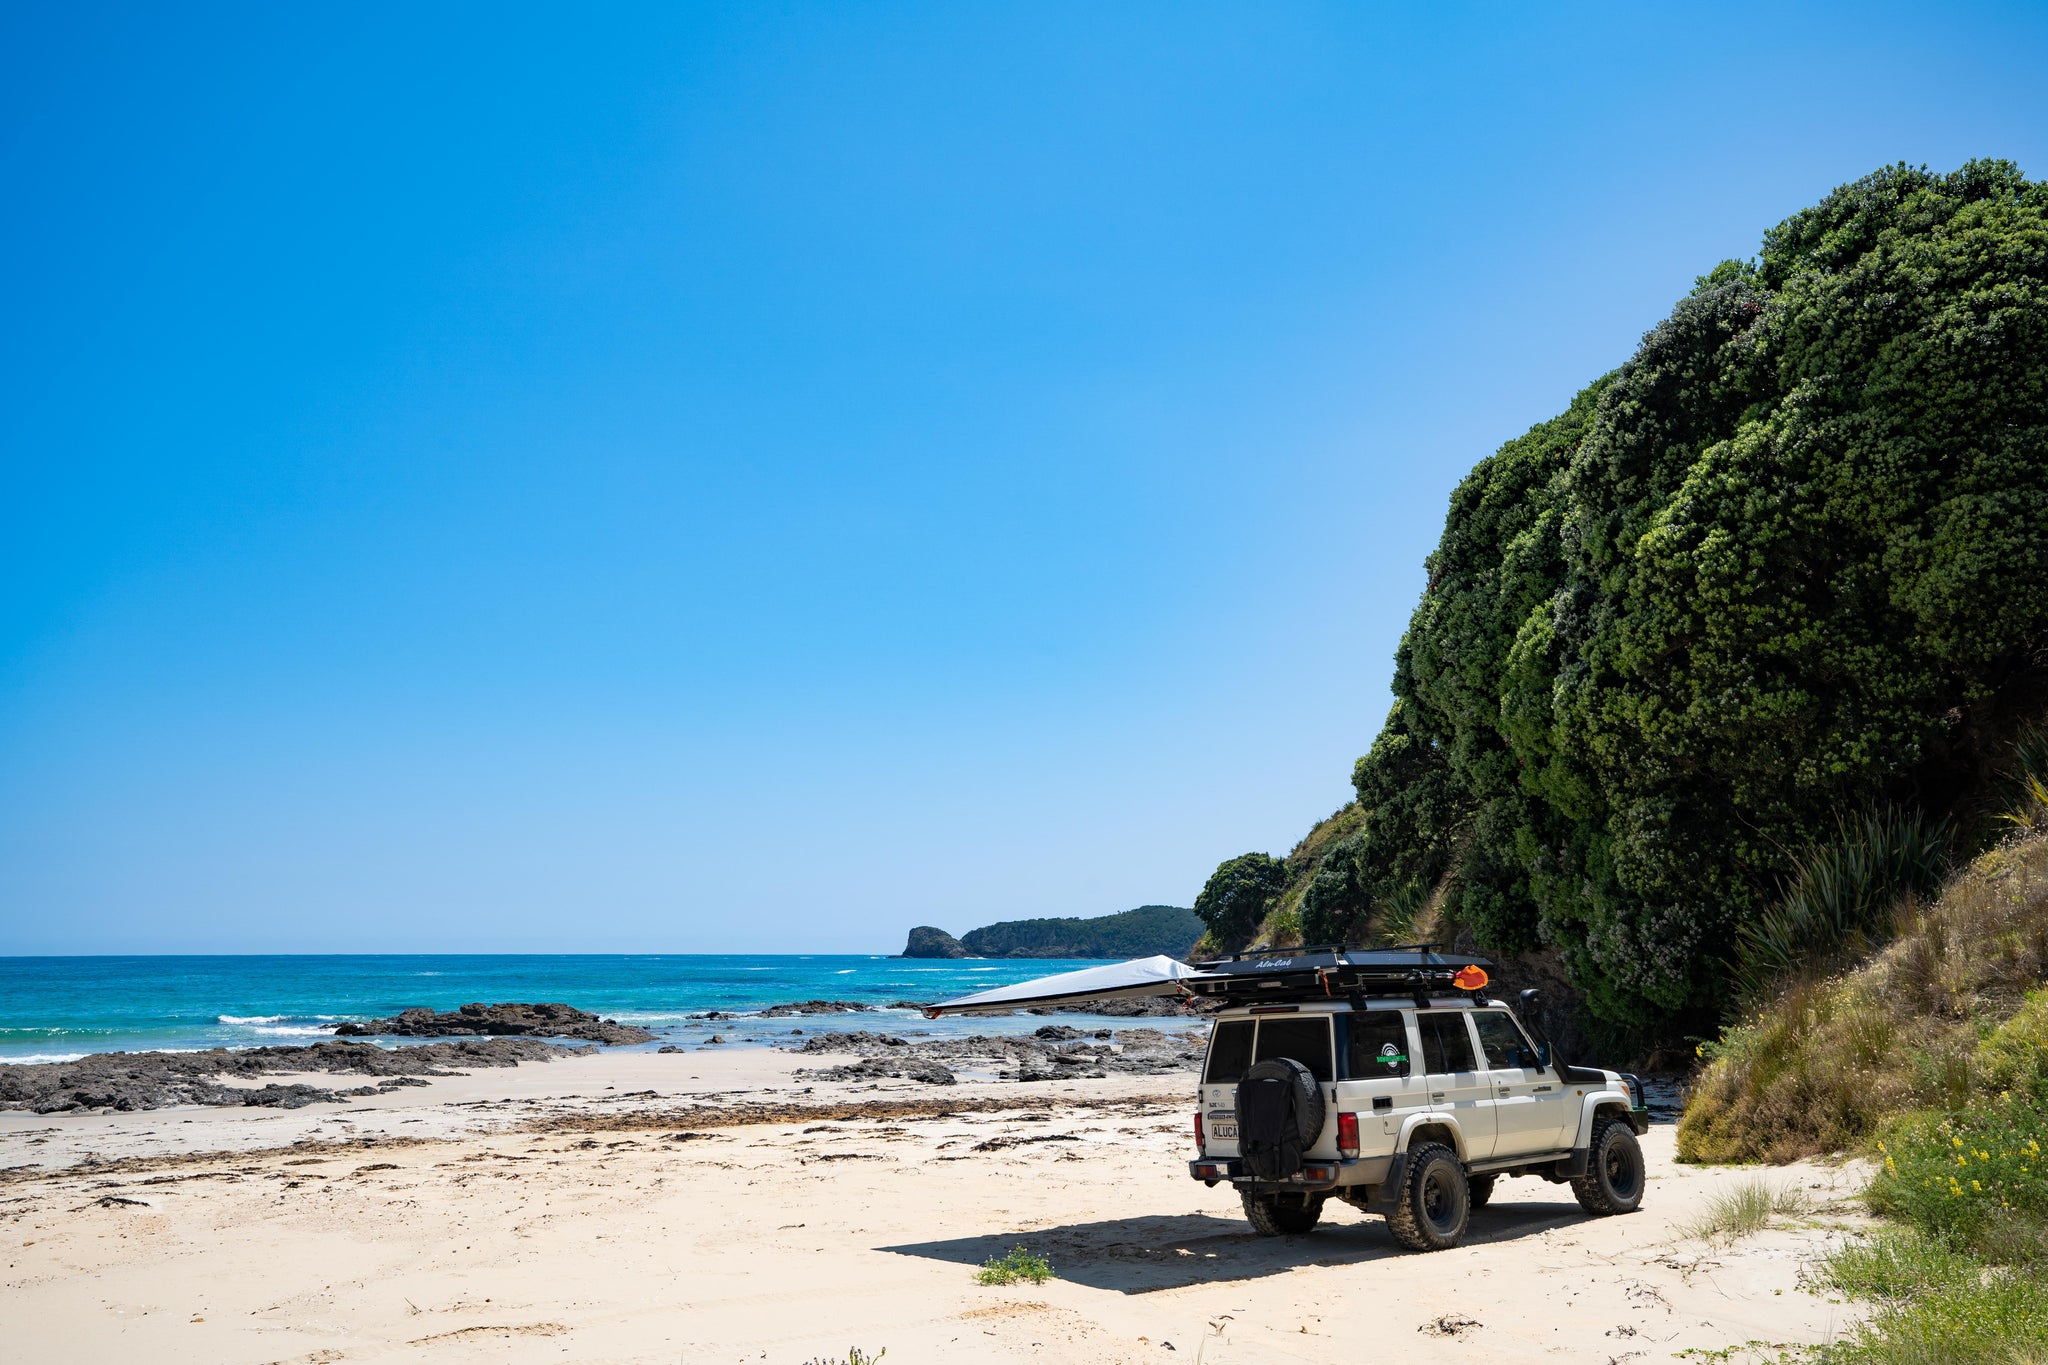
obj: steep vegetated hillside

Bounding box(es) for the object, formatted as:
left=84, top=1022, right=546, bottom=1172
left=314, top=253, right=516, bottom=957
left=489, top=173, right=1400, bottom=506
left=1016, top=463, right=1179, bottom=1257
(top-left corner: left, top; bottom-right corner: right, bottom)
left=1195, top=161, right=2048, bottom=1045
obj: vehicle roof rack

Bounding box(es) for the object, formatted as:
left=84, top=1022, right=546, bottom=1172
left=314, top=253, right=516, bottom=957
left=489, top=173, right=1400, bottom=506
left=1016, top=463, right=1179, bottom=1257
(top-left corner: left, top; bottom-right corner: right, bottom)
left=1183, top=946, right=1494, bottom=1006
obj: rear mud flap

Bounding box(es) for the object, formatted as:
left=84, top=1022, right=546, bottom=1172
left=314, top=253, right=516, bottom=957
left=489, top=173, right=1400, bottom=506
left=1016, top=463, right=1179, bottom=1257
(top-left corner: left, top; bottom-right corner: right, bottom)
left=1364, top=1153, right=1408, bottom=1211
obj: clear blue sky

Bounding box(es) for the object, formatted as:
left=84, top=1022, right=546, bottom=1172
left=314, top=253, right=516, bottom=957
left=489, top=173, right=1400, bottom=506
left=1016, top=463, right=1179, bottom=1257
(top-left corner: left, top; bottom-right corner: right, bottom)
left=4, top=3, right=2045, bottom=954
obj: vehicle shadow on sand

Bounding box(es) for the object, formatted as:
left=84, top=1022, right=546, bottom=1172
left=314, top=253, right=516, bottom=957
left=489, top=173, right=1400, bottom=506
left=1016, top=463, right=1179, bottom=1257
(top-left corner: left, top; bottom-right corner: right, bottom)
left=877, top=1197, right=1590, bottom=1294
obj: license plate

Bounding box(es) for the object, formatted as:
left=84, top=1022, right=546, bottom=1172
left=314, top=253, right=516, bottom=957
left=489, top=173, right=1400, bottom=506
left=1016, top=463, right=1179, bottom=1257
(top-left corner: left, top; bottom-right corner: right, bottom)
left=1210, top=1121, right=1237, bottom=1141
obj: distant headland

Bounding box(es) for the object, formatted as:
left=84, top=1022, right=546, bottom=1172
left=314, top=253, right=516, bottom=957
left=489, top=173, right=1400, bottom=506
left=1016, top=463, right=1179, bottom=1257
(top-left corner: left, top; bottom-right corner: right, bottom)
left=900, top=904, right=1202, bottom=960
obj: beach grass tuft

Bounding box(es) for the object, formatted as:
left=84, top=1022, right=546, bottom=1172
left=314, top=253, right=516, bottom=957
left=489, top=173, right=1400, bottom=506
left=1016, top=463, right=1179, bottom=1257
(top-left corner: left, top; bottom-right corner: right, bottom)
left=1680, top=1178, right=1809, bottom=1244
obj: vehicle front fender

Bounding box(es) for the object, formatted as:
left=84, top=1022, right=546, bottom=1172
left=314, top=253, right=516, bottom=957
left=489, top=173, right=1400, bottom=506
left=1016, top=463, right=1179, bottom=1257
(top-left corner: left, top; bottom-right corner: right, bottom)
left=1570, top=1090, right=1638, bottom=1148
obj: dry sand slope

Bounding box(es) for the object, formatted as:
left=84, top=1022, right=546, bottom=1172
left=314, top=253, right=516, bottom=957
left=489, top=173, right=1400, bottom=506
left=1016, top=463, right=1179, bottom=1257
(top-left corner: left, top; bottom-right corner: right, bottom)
left=2, top=1058, right=1867, bottom=1364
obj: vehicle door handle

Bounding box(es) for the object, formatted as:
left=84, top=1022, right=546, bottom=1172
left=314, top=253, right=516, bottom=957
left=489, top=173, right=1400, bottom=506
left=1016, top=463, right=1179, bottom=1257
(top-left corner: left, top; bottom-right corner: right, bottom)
left=1431, top=1092, right=1445, bottom=1101
left=1498, top=1087, right=1513, bottom=1096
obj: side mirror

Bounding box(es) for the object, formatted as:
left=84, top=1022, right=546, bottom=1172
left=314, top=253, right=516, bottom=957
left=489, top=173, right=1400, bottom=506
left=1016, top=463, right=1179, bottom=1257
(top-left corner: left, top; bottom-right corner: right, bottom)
left=1536, top=1041, right=1551, bottom=1068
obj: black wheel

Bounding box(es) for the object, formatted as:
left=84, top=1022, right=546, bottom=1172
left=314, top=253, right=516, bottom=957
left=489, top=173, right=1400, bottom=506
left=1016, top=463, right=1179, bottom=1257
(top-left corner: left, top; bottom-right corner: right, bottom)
left=1467, top=1173, right=1497, bottom=1209
left=1384, top=1142, right=1469, bottom=1251
left=1241, top=1189, right=1324, bottom=1236
left=1572, top=1116, right=1645, bottom=1215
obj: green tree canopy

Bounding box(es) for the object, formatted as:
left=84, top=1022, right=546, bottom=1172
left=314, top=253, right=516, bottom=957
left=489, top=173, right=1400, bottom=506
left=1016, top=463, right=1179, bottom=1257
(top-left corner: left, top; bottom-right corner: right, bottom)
left=1344, top=161, right=2048, bottom=1035
left=1194, top=852, right=1288, bottom=946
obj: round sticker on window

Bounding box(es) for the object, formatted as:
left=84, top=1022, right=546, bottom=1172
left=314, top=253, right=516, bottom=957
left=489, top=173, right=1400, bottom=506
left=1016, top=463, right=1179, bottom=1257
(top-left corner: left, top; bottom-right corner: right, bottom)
left=1379, top=1042, right=1407, bottom=1067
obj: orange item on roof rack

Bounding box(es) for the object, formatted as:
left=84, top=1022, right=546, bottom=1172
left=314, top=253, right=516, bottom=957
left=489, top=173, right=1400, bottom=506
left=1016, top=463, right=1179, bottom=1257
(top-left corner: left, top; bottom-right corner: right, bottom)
left=1452, top=965, right=1489, bottom=991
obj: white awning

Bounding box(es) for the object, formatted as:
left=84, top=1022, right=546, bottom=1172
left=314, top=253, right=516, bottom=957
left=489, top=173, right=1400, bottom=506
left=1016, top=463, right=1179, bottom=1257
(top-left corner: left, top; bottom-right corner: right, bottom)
left=921, top=955, right=1200, bottom=1018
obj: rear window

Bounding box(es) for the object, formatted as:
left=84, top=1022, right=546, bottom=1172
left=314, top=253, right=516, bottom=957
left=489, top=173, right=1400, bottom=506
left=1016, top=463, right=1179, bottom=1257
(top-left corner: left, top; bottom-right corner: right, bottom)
left=1346, top=1011, right=1412, bottom=1078
left=1252, top=1016, right=1334, bottom=1082
left=1204, top=1020, right=1254, bottom=1083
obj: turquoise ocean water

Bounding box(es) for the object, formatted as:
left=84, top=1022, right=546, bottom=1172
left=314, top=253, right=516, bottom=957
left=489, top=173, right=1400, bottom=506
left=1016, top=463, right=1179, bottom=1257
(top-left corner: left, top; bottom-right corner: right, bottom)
left=0, top=954, right=1183, bottom=1063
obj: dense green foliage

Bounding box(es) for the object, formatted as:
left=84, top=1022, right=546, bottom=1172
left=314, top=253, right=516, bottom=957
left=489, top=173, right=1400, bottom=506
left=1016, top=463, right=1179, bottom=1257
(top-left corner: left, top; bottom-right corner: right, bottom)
left=957, top=904, right=1202, bottom=959
left=1318, top=161, right=2048, bottom=1033
left=1193, top=853, right=1287, bottom=945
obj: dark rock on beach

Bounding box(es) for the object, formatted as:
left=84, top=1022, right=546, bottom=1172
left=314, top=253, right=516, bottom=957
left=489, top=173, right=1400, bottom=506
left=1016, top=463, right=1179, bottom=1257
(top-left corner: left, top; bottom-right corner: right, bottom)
left=786, top=1024, right=1202, bottom=1086
left=755, top=1000, right=874, bottom=1017
left=900, top=926, right=970, bottom=958
left=331, top=1002, right=654, bottom=1046
left=799, top=1056, right=958, bottom=1085
left=1034, top=995, right=1201, bottom=1018
left=0, top=1037, right=581, bottom=1114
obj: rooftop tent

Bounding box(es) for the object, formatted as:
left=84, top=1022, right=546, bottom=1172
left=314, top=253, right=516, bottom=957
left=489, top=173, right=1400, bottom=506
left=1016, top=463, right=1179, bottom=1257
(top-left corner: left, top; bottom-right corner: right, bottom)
left=920, top=955, right=1201, bottom=1018
left=1180, top=947, right=1494, bottom=1003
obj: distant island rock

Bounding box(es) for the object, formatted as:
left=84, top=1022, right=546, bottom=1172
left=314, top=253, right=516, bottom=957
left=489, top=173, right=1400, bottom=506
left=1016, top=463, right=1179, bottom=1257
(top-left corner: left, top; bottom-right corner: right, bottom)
left=903, top=905, right=1203, bottom=960
left=331, top=1002, right=654, bottom=1046
left=901, top=926, right=970, bottom=958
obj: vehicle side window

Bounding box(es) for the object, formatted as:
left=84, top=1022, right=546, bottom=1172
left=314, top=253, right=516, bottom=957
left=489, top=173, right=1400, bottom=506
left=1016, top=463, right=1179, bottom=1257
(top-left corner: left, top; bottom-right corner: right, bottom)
left=1346, top=1012, right=1411, bottom=1079
left=1472, top=1010, right=1541, bottom=1069
left=1252, top=1017, right=1334, bottom=1082
left=1205, top=1020, right=1254, bottom=1083
left=1419, top=1012, right=1478, bottom=1075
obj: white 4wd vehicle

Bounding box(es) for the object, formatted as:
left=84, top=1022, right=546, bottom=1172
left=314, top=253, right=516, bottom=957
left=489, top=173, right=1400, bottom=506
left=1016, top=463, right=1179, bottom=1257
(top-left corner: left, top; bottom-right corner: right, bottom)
left=1187, top=991, right=1646, bottom=1248
left=923, top=946, right=1648, bottom=1253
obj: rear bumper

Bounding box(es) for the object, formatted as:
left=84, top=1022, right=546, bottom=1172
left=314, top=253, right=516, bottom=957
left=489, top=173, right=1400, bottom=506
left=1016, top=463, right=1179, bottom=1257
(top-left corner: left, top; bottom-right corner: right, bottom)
left=1188, top=1154, right=1392, bottom=1191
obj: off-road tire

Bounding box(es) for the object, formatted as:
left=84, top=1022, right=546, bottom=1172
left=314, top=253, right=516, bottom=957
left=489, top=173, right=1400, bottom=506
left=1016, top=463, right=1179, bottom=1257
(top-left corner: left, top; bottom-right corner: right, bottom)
left=1571, top=1115, right=1645, bottom=1215
left=1467, top=1173, right=1497, bottom=1209
left=1384, top=1142, right=1469, bottom=1251
left=1241, top=1189, right=1324, bottom=1236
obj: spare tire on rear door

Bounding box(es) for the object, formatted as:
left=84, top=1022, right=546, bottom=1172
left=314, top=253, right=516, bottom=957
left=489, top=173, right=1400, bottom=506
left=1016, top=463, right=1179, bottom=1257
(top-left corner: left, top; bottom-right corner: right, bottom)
left=1234, top=1056, right=1325, bottom=1181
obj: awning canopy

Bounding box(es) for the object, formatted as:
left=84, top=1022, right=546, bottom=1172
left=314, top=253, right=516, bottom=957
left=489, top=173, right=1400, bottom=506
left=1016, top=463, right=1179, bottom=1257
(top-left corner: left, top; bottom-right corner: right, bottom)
left=920, top=955, right=1201, bottom=1018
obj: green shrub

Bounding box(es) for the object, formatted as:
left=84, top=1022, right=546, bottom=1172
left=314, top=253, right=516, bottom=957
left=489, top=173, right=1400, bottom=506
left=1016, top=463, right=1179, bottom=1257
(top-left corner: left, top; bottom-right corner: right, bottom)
left=1262, top=907, right=1304, bottom=947
left=1975, top=989, right=2048, bottom=1107
left=1865, top=1097, right=2048, bottom=1266
left=1815, top=1265, right=2048, bottom=1365
left=1812, top=1171, right=2048, bottom=1365
left=974, top=1246, right=1053, bottom=1286
left=1815, top=1227, right=1981, bottom=1303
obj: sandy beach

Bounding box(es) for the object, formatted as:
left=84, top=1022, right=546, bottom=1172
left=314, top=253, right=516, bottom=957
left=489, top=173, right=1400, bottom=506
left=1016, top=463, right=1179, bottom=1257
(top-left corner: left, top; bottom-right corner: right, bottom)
left=3, top=1044, right=1869, bottom=1364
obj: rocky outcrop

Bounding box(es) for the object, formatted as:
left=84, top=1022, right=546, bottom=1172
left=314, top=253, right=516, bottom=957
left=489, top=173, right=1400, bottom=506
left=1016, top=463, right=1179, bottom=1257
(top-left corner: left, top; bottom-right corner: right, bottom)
left=785, top=1025, right=1203, bottom=1085
left=1037, top=995, right=1199, bottom=1018
left=900, top=926, right=970, bottom=958
left=756, top=1000, right=874, bottom=1017
left=0, top=1038, right=579, bottom=1114
left=331, top=1002, right=654, bottom=1046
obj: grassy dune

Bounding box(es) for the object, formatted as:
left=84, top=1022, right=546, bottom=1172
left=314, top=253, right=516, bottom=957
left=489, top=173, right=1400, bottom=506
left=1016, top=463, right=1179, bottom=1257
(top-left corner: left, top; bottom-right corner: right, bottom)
left=1677, top=835, right=2048, bottom=1165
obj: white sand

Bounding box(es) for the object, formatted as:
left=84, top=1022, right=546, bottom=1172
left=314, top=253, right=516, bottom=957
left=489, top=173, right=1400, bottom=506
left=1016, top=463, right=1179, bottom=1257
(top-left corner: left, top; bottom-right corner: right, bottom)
left=2, top=1048, right=1868, bottom=1363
